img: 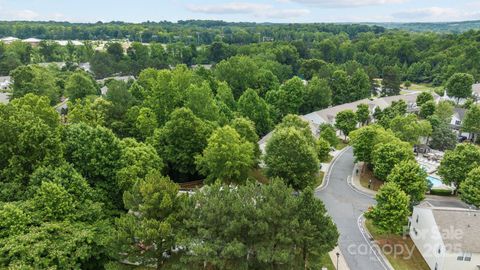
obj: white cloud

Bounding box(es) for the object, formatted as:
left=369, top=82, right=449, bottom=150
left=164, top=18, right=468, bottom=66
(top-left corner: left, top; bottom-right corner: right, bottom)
left=187, top=2, right=270, bottom=14
left=12, top=9, right=40, bottom=20
left=283, top=0, right=407, bottom=8
left=391, top=7, right=480, bottom=21
left=257, top=9, right=310, bottom=18
left=186, top=2, right=310, bottom=19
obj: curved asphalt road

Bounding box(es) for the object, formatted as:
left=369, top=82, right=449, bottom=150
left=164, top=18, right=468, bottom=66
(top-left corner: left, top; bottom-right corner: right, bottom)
left=316, top=147, right=388, bottom=270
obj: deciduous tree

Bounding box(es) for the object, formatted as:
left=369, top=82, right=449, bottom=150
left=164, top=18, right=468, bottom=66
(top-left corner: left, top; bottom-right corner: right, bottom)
left=446, top=73, right=474, bottom=103
left=438, top=143, right=480, bottom=190
left=365, top=182, right=410, bottom=234
left=196, top=126, right=255, bottom=184
left=335, top=110, right=357, bottom=139
left=265, top=127, right=319, bottom=190
left=387, top=160, right=428, bottom=204
left=459, top=167, right=480, bottom=207
left=372, top=141, right=414, bottom=181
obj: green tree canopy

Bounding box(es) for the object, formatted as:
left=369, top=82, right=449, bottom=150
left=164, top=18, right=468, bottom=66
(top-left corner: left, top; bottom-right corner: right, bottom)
left=459, top=167, right=480, bottom=207
left=300, top=76, right=332, bottom=113
left=185, top=81, right=220, bottom=122
left=429, top=122, right=457, bottom=151
left=462, top=104, right=480, bottom=143
left=438, top=143, right=480, bottom=188
left=62, top=122, right=123, bottom=207
left=231, top=117, right=260, bottom=159
left=237, top=89, right=272, bottom=136
left=113, top=172, right=187, bottom=269
left=148, top=107, right=213, bottom=181
left=381, top=66, right=402, bottom=97
left=10, top=65, right=61, bottom=105
left=419, top=100, right=436, bottom=119
left=365, top=182, right=410, bottom=234
left=319, top=123, right=339, bottom=148
left=372, top=141, right=414, bottom=181
left=389, top=114, right=432, bottom=145
left=416, top=92, right=434, bottom=106
left=0, top=94, right=62, bottom=201
left=356, top=103, right=370, bottom=126
left=265, top=127, right=319, bottom=190
left=387, top=160, right=428, bottom=204
left=196, top=126, right=255, bottom=184
left=184, top=180, right=338, bottom=269
left=65, top=71, right=98, bottom=101
left=350, top=124, right=399, bottom=164
left=335, top=110, right=357, bottom=139
left=116, top=138, right=164, bottom=192
left=446, top=73, right=474, bottom=102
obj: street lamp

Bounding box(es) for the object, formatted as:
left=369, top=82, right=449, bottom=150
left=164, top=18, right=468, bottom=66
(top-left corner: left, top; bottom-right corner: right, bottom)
left=336, top=252, right=340, bottom=269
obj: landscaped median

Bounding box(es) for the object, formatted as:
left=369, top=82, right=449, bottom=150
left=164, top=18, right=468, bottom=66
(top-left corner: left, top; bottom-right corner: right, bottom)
left=364, top=220, right=429, bottom=270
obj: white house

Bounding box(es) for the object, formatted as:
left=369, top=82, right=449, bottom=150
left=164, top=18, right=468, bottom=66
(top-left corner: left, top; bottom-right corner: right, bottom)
left=23, top=37, right=42, bottom=46
left=258, top=92, right=427, bottom=151
left=0, top=76, right=11, bottom=90
left=0, top=36, right=19, bottom=44
left=410, top=202, right=480, bottom=270
left=449, top=108, right=472, bottom=140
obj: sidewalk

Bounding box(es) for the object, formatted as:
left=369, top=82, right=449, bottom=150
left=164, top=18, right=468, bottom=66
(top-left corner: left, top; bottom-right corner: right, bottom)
left=350, top=162, right=377, bottom=197
left=328, top=246, right=350, bottom=270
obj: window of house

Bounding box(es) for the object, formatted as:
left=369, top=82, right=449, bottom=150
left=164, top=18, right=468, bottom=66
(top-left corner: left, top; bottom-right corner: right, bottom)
left=455, top=120, right=461, bottom=125
left=413, top=228, right=418, bottom=236
left=416, top=215, right=419, bottom=223
left=434, top=263, right=438, bottom=270
left=438, top=247, right=441, bottom=254
left=457, top=252, right=472, bottom=261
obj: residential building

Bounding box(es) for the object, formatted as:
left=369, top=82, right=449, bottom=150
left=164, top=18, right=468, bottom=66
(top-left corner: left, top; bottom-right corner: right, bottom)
left=410, top=202, right=480, bottom=270
left=259, top=92, right=428, bottom=151
left=23, top=38, right=42, bottom=46
left=0, top=76, right=11, bottom=90
left=450, top=108, right=472, bottom=140
left=0, top=36, right=19, bottom=44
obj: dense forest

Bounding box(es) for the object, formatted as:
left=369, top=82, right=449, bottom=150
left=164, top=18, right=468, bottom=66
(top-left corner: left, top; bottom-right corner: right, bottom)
left=1, top=20, right=480, bottom=269
left=2, top=20, right=480, bottom=87
left=375, top=20, right=480, bottom=33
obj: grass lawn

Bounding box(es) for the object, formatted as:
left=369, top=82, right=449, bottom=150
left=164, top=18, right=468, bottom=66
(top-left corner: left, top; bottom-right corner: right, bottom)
left=403, top=83, right=442, bottom=92
left=312, top=171, right=325, bottom=188
left=248, top=168, right=269, bottom=184
left=335, top=141, right=348, bottom=150
left=323, top=154, right=334, bottom=163
left=359, top=166, right=383, bottom=191
left=317, top=253, right=336, bottom=270
left=365, top=220, right=430, bottom=270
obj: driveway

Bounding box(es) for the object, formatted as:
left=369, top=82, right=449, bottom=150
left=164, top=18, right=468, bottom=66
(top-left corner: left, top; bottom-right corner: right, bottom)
left=316, top=147, right=389, bottom=270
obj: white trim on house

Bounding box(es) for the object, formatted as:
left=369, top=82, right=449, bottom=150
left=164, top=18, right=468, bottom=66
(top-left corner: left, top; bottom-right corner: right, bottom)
left=410, top=202, right=480, bottom=270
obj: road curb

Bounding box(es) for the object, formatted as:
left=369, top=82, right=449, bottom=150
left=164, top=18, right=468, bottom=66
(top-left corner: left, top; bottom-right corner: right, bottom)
left=358, top=214, right=394, bottom=270
left=348, top=163, right=376, bottom=199
left=315, top=146, right=351, bottom=192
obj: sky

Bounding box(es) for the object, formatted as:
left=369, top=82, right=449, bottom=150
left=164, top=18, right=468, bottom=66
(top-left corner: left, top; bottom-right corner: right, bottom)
left=0, top=0, right=480, bottom=23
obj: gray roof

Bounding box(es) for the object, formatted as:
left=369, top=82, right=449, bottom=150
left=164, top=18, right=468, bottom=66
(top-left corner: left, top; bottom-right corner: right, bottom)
left=258, top=92, right=425, bottom=149
left=473, top=83, right=480, bottom=96
left=432, top=208, right=480, bottom=253
left=0, top=92, right=9, bottom=104
left=454, top=107, right=467, bottom=121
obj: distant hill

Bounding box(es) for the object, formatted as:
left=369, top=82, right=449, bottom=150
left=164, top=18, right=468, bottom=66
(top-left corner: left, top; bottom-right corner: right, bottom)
left=370, top=20, right=480, bottom=33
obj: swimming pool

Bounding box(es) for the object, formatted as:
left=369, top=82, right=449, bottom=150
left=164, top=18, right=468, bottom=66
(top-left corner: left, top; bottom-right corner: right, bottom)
left=427, top=176, right=443, bottom=188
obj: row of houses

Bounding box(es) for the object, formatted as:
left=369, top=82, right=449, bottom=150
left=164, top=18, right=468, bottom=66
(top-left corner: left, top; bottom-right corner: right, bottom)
left=0, top=36, right=84, bottom=47
left=258, top=91, right=424, bottom=152
left=259, top=83, right=480, bottom=152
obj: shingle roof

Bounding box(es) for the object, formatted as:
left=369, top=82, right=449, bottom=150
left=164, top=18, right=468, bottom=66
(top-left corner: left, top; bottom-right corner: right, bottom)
left=431, top=208, right=480, bottom=253
left=454, top=108, right=467, bottom=121
left=258, top=92, right=425, bottom=148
